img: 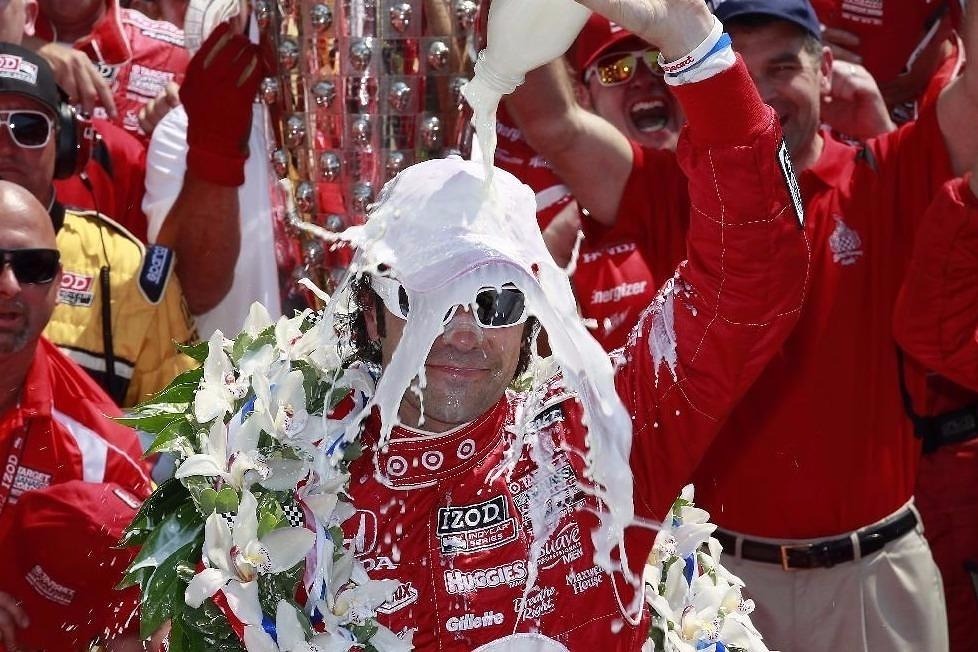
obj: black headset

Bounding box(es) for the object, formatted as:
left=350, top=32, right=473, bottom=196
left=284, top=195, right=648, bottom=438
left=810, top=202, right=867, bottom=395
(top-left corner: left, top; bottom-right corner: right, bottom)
left=53, top=101, right=94, bottom=180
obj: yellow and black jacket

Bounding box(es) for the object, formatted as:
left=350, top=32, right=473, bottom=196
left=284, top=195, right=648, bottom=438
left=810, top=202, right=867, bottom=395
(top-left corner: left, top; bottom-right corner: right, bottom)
left=44, top=208, right=198, bottom=407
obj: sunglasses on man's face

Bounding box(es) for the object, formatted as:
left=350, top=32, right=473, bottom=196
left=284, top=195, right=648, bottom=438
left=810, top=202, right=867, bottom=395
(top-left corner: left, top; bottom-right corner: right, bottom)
left=587, top=49, right=663, bottom=87
left=0, top=110, right=54, bottom=149
left=0, top=249, right=61, bottom=284
left=370, top=275, right=528, bottom=329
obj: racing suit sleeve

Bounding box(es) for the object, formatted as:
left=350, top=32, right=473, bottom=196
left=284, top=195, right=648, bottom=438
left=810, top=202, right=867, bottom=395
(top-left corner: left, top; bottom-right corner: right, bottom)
left=894, top=175, right=978, bottom=391
left=616, top=57, right=810, bottom=524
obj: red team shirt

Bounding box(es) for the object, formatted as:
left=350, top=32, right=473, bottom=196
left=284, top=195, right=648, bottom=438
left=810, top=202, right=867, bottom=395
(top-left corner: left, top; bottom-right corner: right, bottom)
left=493, top=108, right=688, bottom=351
left=693, top=103, right=954, bottom=538
left=0, top=338, right=151, bottom=540
left=55, top=118, right=150, bottom=241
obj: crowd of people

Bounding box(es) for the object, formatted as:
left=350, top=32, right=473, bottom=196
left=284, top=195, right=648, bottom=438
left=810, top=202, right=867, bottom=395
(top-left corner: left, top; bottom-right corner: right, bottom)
left=0, top=0, right=974, bottom=650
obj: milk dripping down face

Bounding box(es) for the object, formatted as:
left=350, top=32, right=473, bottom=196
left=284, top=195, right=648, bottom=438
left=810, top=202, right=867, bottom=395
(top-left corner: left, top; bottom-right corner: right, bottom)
left=317, top=157, right=638, bottom=581
left=368, top=270, right=528, bottom=432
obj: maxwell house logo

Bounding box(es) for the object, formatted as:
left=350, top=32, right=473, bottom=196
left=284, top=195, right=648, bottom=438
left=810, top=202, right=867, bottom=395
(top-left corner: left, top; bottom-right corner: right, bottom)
left=57, top=272, right=95, bottom=307
left=0, top=55, right=38, bottom=84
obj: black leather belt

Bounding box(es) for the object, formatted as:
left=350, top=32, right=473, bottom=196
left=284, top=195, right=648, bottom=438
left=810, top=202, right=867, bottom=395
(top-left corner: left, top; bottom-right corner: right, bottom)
left=714, top=509, right=918, bottom=571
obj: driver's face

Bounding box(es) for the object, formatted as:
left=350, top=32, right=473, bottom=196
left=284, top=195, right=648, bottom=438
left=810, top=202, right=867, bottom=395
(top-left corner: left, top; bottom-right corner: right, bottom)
left=372, top=302, right=525, bottom=432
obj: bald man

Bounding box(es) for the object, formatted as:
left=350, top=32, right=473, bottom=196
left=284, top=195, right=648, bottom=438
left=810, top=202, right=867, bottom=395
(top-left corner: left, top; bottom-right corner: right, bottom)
left=0, top=181, right=150, bottom=651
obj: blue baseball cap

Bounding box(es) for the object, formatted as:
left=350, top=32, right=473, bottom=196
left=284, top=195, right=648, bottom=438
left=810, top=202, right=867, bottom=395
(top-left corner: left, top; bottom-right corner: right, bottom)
left=708, top=0, right=822, bottom=41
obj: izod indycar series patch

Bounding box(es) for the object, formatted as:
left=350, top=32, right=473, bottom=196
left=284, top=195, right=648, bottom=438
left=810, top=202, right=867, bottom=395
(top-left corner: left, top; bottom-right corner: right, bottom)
left=437, top=495, right=519, bottom=555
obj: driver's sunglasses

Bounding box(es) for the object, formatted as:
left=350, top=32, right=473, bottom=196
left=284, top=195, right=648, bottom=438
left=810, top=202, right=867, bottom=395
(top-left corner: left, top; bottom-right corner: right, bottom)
left=370, top=275, right=528, bottom=328
left=0, top=110, right=54, bottom=148
left=586, top=48, right=663, bottom=86
left=0, top=248, right=61, bottom=284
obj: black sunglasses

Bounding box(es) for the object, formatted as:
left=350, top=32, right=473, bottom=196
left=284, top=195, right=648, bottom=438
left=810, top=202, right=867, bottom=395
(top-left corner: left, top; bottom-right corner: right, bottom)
left=0, top=248, right=61, bottom=284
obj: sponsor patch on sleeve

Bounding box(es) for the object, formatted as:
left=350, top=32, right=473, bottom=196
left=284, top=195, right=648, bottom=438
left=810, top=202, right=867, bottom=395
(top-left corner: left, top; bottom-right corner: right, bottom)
left=777, top=139, right=805, bottom=228
left=139, top=244, right=174, bottom=304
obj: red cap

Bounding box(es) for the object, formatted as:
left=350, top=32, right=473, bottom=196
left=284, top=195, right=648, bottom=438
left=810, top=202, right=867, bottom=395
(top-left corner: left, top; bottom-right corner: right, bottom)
left=0, top=481, right=143, bottom=651
left=811, top=0, right=950, bottom=83
left=569, top=14, right=650, bottom=78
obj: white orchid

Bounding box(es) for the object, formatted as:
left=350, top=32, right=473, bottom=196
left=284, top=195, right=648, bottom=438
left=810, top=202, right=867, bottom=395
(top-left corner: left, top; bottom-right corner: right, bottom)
left=194, top=330, right=249, bottom=423
left=369, top=624, right=415, bottom=652
left=643, top=486, right=769, bottom=652
left=185, top=490, right=315, bottom=624
left=252, top=371, right=320, bottom=452
left=243, top=600, right=356, bottom=652
left=174, top=417, right=270, bottom=491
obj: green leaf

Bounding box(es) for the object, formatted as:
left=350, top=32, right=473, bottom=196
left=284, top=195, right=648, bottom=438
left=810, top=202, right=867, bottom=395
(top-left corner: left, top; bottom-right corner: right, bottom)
left=214, top=487, right=239, bottom=513
left=123, top=500, right=203, bottom=588
left=257, top=563, right=304, bottom=617
left=230, top=333, right=254, bottom=364
left=256, top=492, right=286, bottom=538
left=139, top=538, right=199, bottom=638
left=342, top=440, right=363, bottom=461
left=120, top=478, right=192, bottom=548
left=145, top=366, right=205, bottom=405
left=117, top=403, right=190, bottom=433
left=146, top=416, right=195, bottom=455
left=197, top=487, right=218, bottom=515
left=180, top=598, right=240, bottom=647
left=329, top=526, right=344, bottom=548
left=178, top=339, right=210, bottom=363
left=257, top=511, right=281, bottom=539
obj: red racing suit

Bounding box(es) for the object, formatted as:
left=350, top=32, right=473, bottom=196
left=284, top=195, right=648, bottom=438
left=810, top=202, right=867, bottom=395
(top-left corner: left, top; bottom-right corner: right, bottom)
left=894, top=175, right=978, bottom=652
left=36, top=0, right=189, bottom=141
left=341, top=59, right=810, bottom=650
left=0, top=338, right=151, bottom=542
left=895, top=174, right=978, bottom=391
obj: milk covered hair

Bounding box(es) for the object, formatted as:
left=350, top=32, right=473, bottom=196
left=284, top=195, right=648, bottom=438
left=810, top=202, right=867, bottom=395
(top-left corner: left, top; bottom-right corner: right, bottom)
left=332, top=155, right=637, bottom=574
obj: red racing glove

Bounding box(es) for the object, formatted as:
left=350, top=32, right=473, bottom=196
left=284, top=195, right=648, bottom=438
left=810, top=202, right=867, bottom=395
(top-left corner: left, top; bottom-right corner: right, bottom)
left=180, top=22, right=263, bottom=186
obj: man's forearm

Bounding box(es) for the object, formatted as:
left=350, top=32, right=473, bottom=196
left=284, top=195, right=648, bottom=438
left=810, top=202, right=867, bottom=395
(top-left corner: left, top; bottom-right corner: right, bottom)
left=155, top=173, right=240, bottom=315
left=506, top=60, right=633, bottom=226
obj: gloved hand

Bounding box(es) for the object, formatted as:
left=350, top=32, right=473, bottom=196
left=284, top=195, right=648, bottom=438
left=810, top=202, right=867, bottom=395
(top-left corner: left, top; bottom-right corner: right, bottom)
left=180, top=22, right=262, bottom=186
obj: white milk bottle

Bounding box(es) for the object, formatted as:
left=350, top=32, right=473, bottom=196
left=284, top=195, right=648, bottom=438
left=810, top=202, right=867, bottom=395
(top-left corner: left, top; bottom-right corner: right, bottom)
left=462, top=0, right=592, bottom=178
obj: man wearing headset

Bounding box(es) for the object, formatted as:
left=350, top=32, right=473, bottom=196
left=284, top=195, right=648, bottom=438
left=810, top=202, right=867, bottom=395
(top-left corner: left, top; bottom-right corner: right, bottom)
left=0, top=43, right=196, bottom=408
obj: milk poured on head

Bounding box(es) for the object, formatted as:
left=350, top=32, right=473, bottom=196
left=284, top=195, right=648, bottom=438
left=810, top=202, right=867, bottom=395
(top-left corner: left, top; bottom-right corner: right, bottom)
left=462, top=0, right=591, bottom=177
left=328, top=157, right=638, bottom=593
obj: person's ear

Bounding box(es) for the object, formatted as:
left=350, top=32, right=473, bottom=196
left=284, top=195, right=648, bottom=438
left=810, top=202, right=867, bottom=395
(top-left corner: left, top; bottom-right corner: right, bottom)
left=819, top=44, right=833, bottom=97
left=23, top=0, right=38, bottom=37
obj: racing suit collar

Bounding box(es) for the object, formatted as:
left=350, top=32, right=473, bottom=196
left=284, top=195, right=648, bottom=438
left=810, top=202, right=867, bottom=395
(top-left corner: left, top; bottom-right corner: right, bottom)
left=371, top=396, right=510, bottom=489
left=16, top=338, right=56, bottom=422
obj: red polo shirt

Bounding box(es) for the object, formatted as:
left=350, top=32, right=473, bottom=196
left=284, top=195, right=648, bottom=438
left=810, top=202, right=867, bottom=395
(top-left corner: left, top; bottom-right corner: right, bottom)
left=55, top=118, right=149, bottom=241
left=690, top=104, right=953, bottom=538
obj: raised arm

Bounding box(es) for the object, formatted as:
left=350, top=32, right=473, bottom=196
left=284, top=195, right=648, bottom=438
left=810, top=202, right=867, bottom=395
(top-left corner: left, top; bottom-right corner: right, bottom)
left=937, top=2, right=978, bottom=175
left=894, top=171, right=978, bottom=391
left=145, top=24, right=260, bottom=315
left=598, top=1, right=810, bottom=523
left=505, top=59, right=634, bottom=226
